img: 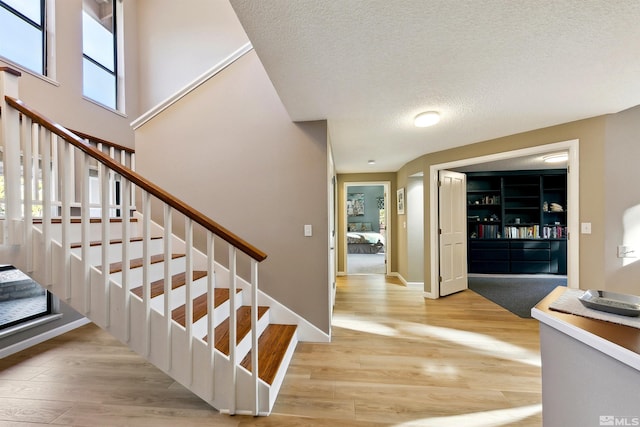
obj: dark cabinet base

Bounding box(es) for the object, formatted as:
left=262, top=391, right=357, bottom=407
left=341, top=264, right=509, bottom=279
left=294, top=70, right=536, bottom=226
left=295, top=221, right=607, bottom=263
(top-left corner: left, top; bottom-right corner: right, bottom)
left=469, top=239, right=566, bottom=274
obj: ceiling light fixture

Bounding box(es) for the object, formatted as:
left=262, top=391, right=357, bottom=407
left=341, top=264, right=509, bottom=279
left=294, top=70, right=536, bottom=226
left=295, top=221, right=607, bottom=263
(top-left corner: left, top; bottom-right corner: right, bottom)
left=368, top=160, right=376, bottom=165
left=414, top=111, right=440, bottom=128
left=542, top=153, right=569, bottom=163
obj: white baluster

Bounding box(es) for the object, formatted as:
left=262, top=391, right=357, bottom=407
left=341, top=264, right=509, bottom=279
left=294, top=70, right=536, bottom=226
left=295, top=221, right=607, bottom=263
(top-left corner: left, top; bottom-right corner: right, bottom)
left=251, top=259, right=259, bottom=415
left=80, top=152, right=91, bottom=314
left=185, top=217, right=194, bottom=385
left=142, top=191, right=151, bottom=356
left=31, top=124, right=40, bottom=217
left=60, top=139, right=72, bottom=300
left=100, top=161, right=111, bottom=326
left=164, top=204, right=173, bottom=371
left=22, top=118, right=34, bottom=273
left=229, top=245, right=237, bottom=415
left=51, top=135, right=58, bottom=213
left=41, top=128, right=52, bottom=287
left=207, top=231, right=216, bottom=399
left=130, top=153, right=136, bottom=210
left=121, top=177, right=131, bottom=342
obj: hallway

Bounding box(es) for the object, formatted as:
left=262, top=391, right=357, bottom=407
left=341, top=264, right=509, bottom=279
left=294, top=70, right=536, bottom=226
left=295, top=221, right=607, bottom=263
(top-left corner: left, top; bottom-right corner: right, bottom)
left=0, top=275, right=541, bottom=426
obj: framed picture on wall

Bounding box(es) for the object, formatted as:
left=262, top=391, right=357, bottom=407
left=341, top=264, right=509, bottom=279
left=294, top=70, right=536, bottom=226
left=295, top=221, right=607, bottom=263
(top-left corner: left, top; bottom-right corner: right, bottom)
left=347, top=193, right=365, bottom=216
left=397, top=188, right=405, bottom=215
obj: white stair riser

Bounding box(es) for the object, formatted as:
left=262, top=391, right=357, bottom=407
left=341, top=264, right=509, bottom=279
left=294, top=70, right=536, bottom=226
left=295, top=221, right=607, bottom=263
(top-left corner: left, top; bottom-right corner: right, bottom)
left=70, top=238, right=166, bottom=265
left=146, top=282, right=243, bottom=326
left=34, top=221, right=141, bottom=243
left=108, top=256, right=187, bottom=286
left=232, top=310, right=270, bottom=360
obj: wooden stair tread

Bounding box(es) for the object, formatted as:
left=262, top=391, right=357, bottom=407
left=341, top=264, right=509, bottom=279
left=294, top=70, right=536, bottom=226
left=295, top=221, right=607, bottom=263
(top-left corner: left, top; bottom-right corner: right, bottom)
left=101, top=253, right=184, bottom=274
left=240, top=324, right=297, bottom=385
left=130, top=271, right=207, bottom=299
left=70, top=236, right=162, bottom=249
left=32, top=217, right=138, bottom=224
left=171, top=288, right=242, bottom=326
left=203, top=306, right=269, bottom=355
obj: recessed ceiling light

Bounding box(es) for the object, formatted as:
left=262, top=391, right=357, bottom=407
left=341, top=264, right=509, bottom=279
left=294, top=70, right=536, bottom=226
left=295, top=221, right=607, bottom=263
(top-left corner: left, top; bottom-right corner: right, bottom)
left=543, top=153, right=569, bottom=163
left=368, top=160, right=376, bottom=165
left=414, top=111, right=440, bottom=127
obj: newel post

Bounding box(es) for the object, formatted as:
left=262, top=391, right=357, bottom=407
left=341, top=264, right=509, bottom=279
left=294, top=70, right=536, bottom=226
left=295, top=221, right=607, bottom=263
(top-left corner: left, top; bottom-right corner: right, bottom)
left=0, top=67, right=23, bottom=245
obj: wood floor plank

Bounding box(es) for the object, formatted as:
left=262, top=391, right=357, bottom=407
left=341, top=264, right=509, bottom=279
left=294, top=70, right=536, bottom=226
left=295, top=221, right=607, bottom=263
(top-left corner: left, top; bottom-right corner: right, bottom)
left=0, top=274, right=543, bottom=425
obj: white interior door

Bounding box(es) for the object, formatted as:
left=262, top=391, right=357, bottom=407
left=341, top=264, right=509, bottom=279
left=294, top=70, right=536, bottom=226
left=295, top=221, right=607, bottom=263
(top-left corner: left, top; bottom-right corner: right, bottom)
left=439, top=170, right=468, bottom=296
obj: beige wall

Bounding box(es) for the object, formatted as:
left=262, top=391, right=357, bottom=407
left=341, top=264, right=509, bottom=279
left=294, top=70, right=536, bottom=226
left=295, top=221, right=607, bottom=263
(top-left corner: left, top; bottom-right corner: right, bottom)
left=134, top=0, right=249, bottom=112
left=337, top=173, right=397, bottom=273
left=396, top=116, right=608, bottom=293
left=604, top=105, right=640, bottom=295
left=0, top=0, right=138, bottom=147
left=135, top=51, right=330, bottom=333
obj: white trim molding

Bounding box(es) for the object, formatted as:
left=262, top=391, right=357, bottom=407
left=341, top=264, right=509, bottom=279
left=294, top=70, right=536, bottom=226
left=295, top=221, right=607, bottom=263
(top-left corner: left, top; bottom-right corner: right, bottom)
left=0, top=317, right=91, bottom=358
left=131, top=42, right=254, bottom=130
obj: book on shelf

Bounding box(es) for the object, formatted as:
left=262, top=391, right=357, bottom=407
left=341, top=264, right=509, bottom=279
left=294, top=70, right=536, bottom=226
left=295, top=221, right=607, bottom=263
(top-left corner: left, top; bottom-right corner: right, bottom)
left=504, top=225, right=540, bottom=239
left=542, top=225, right=566, bottom=238
left=501, top=225, right=567, bottom=239
left=475, top=224, right=500, bottom=239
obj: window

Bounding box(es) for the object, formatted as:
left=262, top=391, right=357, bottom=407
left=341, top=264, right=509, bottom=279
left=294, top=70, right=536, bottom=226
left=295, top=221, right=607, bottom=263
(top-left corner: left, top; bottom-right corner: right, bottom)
left=82, top=0, right=116, bottom=109
left=0, top=266, right=51, bottom=330
left=0, top=0, right=46, bottom=74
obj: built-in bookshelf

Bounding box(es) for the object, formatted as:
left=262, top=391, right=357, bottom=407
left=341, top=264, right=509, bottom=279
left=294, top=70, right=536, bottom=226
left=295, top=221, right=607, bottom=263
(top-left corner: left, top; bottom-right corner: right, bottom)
left=466, top=170, right=567, bottom=274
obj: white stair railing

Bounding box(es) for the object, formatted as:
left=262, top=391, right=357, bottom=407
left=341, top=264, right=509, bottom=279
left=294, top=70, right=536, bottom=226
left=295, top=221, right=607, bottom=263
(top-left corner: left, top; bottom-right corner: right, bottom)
left=0, top=67, right=267, bottom=415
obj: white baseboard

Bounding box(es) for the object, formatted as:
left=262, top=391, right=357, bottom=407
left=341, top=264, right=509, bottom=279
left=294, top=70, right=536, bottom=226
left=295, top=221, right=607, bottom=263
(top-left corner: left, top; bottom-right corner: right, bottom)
left=406, top=281, right=424, bottom=289
left=0, top=317, right=91, bottom=358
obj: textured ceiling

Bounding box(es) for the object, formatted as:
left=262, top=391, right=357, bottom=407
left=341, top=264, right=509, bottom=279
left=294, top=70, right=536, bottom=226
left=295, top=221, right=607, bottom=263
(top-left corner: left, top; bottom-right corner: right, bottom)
left=229, top=0, right=640, bottom=173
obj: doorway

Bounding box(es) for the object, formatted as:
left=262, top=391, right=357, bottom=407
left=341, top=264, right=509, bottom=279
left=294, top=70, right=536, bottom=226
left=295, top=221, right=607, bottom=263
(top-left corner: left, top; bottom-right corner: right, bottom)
left=428, top=140, right=579, bottom=297
left=344, top=182, right=390, bottom=275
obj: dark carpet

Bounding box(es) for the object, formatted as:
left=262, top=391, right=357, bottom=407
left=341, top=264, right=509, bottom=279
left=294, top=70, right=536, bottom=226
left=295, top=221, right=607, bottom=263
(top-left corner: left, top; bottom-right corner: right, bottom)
left=468, top=276, right=567, bottom=318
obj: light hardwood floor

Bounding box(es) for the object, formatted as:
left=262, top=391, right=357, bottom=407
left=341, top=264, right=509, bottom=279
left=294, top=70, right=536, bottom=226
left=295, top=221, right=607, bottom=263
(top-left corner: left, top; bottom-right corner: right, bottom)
left=0, top=275, right=542, bottom=426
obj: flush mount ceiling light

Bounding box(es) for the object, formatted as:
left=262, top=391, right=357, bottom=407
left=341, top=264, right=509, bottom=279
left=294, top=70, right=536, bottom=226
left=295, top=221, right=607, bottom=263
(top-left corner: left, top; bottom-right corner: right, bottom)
left=414, top=111, right=440, bottom=128
left=368, top=160, right=376, bottom=165
left=543, top=152, right=569, bottom=163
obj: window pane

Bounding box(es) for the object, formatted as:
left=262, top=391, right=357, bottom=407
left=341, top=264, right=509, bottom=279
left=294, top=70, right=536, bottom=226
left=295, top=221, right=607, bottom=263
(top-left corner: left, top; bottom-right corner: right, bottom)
left=0, top=267, right=50, bottom=330
left=1, top=0, right=41, bottom=24
left=0, top=6, right=43, bottom=73
left=82, top=11, right=114, bottom=71
left=83, top=57, right=116, bottom=109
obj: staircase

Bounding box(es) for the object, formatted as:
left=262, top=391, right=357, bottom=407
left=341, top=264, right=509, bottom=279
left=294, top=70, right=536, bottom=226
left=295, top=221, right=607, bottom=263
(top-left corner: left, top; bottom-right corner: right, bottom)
left=0, top=67, right=317, bottom=415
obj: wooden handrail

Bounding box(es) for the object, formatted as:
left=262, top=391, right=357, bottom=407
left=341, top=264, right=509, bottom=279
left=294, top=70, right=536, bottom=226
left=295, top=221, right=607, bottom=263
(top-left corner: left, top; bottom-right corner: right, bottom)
left=0, top=66, right=21, bottom=77
left=70, top=128, right=135, bottom=154
left=5, top=95, right=267, bottom=262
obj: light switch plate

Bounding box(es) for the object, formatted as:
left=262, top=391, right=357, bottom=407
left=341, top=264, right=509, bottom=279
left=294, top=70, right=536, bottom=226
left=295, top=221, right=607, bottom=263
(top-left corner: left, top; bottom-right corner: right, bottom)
left=304, top=224, right=312, bottom=237
left=581, top=222, right=592, bottom=234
